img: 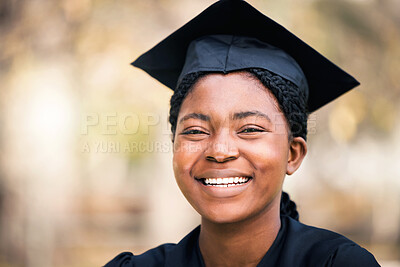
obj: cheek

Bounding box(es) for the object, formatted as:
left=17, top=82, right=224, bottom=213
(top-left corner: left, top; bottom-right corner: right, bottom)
left=246, top=137, right=289, bottom=174
left=172, top=141, right=202, bottom=183
left=172, top=151, right=188, bottom=187
left=172, top=143, right=205, bottom=211
left=172, top=152, right=192, bottom=202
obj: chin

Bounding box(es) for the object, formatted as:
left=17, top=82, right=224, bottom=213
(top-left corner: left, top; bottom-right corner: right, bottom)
left=197, top=197, right=280, bottom=226
left=202, top=212, right=247, bottom=225
left=197, top=203, right=256, bottom=225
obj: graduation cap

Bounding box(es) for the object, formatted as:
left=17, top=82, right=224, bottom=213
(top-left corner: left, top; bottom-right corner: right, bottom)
left=132, top=0, right=360, bottom=112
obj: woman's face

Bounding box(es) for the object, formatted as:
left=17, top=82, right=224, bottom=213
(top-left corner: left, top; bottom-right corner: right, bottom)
left=172, top=72, right=293, bottom=224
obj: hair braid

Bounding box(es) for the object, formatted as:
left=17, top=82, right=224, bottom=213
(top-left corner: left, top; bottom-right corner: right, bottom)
left=280, top=191, right=299, bottom=221
left=247, top=69, right=309, bottom=140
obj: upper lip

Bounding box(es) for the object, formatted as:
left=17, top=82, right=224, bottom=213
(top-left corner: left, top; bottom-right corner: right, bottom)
left=195, top=170, right=253, bottom=179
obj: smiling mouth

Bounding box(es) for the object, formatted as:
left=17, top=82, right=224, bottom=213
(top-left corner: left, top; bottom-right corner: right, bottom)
left=196, top=177, right=252, bottom=187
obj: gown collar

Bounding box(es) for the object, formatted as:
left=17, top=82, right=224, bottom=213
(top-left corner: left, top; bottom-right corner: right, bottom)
left=165, top=216, right=288, bottom=267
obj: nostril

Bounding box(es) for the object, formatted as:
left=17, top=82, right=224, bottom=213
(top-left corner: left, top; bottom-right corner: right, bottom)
left=205, top=156, right=215, bottom=162
left=206, top=156, right=237, bottom=163
left=204, top=141, right=240, bottom=163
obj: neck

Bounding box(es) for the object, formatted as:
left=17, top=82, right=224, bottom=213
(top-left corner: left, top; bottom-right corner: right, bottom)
left=199, top=201, right=281, bottom=267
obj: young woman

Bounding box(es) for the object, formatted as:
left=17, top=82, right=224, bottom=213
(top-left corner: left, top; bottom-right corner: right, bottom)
left=105, top=1, right=380, bottom=266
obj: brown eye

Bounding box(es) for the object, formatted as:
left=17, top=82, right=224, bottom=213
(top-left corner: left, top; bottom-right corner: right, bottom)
left=239, top=127, right=265, bottom=134
left=182, top=129, right=208, bottom=135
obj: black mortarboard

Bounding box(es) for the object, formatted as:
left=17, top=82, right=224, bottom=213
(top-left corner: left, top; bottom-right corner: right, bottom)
left=132, top=0, right=360, bottom=112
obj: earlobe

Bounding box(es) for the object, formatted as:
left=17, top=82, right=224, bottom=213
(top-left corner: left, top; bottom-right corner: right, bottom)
left=286, top=137, right=307, bottom=175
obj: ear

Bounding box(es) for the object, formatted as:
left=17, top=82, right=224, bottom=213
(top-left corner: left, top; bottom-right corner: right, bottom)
left=286, top=137, right=307, bottom=175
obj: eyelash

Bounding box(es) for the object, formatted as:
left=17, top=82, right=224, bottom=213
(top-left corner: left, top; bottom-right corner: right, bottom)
left=239, top=127, right=265, bottom=133
left=182, top=129, right=208, bottom=135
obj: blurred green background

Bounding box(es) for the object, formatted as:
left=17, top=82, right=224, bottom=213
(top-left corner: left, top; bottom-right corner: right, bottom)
left=0, top=0, right=399, bottom=266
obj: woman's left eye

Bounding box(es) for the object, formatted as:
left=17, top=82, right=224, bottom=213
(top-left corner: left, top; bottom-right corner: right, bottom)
left=182, top=129, right=207, bottom=135
left=239, top=127, right=265, bottom=134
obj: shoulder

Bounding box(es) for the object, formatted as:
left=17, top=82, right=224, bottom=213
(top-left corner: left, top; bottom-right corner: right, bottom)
left=323, top=242, right=380, bottom=267
left=280, top=216, right=380, bottom=267
left=103, top=243, right=176, bottom=267
left=103, top=226, right=202, bottom=267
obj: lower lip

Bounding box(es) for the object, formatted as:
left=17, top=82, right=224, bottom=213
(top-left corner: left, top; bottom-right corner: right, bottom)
left=196, top=178, right=252, bottom=198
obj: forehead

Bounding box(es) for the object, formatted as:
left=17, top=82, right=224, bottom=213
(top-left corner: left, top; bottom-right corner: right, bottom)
left=180, top=72, right=282, bottom=116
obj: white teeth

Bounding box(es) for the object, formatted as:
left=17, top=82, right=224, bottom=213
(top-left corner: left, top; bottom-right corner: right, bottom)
left=202, top=176, right=250, bottom=186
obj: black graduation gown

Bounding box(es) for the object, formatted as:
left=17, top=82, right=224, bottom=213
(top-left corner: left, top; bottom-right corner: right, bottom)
left=104, top=215, right=380, bottom=267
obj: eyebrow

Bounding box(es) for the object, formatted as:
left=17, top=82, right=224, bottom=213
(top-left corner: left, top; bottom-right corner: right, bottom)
left=232, top=111, right=272, bottom=123
left=179, top=111, right=271, bottom=124
left=179, top=113, right=210, bottom=124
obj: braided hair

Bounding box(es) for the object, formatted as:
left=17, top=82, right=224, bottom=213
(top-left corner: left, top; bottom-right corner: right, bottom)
left=169, top=68, right=308, bottom=221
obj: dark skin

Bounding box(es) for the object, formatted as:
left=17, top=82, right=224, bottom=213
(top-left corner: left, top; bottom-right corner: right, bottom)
left=172, top=72, right=307, bottom=267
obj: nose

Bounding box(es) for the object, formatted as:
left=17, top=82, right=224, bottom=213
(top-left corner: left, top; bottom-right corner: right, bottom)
left=204, top=132, right=239, bottom=163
